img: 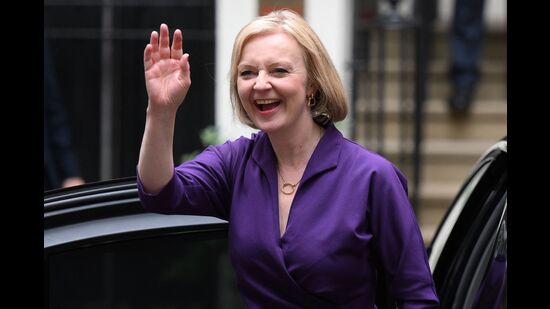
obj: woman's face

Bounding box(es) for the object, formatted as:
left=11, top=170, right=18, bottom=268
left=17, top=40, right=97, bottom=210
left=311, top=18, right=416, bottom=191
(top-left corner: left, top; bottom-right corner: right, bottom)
left=237, top=32, right=313, bottom=133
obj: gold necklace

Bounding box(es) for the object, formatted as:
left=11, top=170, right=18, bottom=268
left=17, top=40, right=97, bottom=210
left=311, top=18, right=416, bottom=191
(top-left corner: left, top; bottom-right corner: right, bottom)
left=278, top=169, right=300, bottom=195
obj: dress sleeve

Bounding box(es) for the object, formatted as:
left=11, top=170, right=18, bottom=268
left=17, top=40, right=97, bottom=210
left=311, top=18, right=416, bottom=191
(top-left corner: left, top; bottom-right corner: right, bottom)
left=368, top=161, right=440, bottom=308
left=137, top=140, right=239, bottom=220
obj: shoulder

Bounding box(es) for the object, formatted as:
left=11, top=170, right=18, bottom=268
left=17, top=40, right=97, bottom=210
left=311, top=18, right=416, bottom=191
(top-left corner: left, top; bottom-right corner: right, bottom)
left=339, top=137, right=395, bottom=171
left=338, top=136, right=407, bottom=185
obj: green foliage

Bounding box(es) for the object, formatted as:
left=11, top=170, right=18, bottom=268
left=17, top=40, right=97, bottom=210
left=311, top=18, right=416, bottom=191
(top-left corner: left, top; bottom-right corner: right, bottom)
left=199, top=125, right=220, bottom=147
left=180, top=126, right=220, bottom=163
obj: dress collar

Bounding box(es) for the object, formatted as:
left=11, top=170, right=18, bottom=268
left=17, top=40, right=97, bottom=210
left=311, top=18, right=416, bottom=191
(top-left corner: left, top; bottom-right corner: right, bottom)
left=251, top=124, right=342, bottom=184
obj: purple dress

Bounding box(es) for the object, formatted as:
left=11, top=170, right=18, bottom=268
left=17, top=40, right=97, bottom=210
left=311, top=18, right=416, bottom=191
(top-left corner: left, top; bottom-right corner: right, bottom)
left=137, top=124, right=439, bottom=308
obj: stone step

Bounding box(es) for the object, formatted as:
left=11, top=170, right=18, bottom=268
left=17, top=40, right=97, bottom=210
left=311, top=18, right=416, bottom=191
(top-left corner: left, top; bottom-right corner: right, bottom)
left=421, top=138, right=497, bottom=163
left=419, top=181, right=459, bottom=211
left=431, top=29, right=507, bottom=61
left=354, top=68, right=507, bottom=101
left=421, top=139, right=493, bottom=183
left=414, top=139, right=489, bottom=244
left=364, top=28, right=506, bottom=62
left=421, top=152, right=476, bottom=182
left=355, top=28, right=507, bottom=101
left=358, top=57, right=506, bottom=77
left=418, top=181, right=462, bottom=244
left=354, top=138, right=493, bottom=181
left=424, top=115, right=507, bottom=140
left=355, top=94, right=507, bottom=111
left=354, top=98, right=507, bottom=140
left=420, top=224, right=438, bottom=246
left=428, top=76, right=506, bottom=101
left=352, top=27, right=506, bottom=246
left=423, top=99, right=507, bottom=139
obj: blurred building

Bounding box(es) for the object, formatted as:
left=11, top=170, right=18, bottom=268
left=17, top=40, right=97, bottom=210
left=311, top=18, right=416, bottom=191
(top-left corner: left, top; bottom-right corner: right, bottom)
left=44, top=0, right=506, bottom=243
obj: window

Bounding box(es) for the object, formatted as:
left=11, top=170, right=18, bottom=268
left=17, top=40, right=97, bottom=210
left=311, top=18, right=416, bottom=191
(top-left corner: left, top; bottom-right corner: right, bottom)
left=432, top=147, right=507, bottom=308
left=47, top=229, right=244, bottom=308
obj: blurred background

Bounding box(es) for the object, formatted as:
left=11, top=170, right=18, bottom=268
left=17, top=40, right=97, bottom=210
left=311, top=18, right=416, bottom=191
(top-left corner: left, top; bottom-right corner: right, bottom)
left=44, top=0, right=506, bottom=244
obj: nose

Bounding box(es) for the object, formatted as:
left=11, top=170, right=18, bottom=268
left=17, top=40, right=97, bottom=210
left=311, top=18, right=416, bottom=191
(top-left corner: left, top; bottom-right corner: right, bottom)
left=253, top=71, right=271, bottom=90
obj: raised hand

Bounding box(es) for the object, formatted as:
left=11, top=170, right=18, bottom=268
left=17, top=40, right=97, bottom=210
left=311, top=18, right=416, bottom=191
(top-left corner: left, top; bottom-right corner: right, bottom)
left=143, top=23, right=191, bottom=113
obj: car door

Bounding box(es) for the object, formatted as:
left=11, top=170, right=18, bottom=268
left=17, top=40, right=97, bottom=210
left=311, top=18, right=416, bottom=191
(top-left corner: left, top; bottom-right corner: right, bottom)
left=44, top=178, right=244, bottom=309
left=428, top=139, right=507, bottom=308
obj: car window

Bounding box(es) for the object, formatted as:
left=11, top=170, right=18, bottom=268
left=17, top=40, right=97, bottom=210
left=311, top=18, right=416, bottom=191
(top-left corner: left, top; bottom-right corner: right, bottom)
left=430, top=145, right=507, bottom=308
left=469, top=206, right=507, bottom=309
left=455, top=195, right=507, bottom=308
left=428, top=161, right=491, bottom=269
left=46, top=229, right=244, bottom=308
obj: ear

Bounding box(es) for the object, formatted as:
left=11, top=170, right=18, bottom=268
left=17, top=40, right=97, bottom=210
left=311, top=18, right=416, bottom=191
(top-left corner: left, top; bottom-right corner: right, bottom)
left=306, top=83, right=317, bottom=98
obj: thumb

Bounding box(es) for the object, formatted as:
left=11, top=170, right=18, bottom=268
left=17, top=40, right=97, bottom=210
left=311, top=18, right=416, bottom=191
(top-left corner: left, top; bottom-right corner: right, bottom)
left=180, top=53, right=190, bottom=78
left=144, top=44, right=154, bottom=71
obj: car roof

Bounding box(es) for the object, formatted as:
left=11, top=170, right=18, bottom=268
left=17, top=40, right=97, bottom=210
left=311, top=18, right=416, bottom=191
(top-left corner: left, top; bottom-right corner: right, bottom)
left=44, top=177, right=227, bottom=253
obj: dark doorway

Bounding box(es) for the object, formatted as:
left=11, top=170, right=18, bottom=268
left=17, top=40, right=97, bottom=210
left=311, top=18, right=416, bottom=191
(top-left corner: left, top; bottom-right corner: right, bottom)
left=44, top=0, right=215, bottom=183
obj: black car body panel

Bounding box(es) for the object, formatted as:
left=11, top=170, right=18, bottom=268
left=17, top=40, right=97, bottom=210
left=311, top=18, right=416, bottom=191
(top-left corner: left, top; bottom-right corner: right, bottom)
left=44, top=178, right=243, bottom=308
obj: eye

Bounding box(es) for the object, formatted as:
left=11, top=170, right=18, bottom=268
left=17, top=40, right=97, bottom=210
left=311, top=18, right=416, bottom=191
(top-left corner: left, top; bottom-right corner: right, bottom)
left=272, top=68, right=289, bottom=75
left=239, top=70, right=255, bottom=77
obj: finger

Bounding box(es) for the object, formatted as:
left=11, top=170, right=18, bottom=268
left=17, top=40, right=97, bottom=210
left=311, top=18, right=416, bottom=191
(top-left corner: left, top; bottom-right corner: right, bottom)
left=171, top=29, right=183, bottom=60
left=159, top=23, right=170, bottom=59
left=144, top=44, right=153, bottom=71
left=149, top=30, right=160, bottom=63
left=180, top=53, right=191, bottom=77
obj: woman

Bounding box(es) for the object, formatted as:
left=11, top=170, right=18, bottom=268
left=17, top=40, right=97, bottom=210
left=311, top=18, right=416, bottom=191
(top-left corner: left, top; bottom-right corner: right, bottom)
left=137, top=9, right=439, bottom=308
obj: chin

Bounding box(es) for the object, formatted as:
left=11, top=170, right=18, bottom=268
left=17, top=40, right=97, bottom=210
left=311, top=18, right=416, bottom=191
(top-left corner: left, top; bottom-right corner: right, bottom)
left=252, top=120, right=282, bottom=133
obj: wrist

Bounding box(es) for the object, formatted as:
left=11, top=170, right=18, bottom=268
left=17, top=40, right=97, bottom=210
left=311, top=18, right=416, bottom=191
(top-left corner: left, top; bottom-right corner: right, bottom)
left=146, top=105, right=177, bottom=123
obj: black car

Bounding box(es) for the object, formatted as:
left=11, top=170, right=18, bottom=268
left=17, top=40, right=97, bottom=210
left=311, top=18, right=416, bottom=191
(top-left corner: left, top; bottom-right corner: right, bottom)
left=428, top=137, right=507, bottom=308
left=44, top=179, right=244, bottom=308
left=44, top=138, right=507, bottom=308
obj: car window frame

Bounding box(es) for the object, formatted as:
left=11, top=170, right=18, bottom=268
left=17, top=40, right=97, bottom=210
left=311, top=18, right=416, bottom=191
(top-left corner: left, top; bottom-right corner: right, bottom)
left=429, top=140, right=507, bottom=269
left=428, top=139, right=507, bottom=308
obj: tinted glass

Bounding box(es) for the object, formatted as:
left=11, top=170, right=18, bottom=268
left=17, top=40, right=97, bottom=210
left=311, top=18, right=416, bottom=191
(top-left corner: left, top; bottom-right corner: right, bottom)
left=47, top=230, right=244, bottom=308
left=472, top=210, right=507, bottom=309
left=433, top=149, right=507, bottom=308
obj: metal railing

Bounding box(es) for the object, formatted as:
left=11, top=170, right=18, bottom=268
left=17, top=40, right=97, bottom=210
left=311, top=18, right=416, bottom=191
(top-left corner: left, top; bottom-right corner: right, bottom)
left=351, top=0, right=436, bottom=213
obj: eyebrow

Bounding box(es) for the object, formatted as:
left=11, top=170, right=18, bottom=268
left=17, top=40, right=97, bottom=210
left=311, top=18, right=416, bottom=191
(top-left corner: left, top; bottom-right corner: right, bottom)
left=237, top=61, right=295, bottom=70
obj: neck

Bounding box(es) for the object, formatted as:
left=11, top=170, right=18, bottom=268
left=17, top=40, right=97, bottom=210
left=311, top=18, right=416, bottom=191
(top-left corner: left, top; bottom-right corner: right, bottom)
left=269, top=122, right=325, bottom=170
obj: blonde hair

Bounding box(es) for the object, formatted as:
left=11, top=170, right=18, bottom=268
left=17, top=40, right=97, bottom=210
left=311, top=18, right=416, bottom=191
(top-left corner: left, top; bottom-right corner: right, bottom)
left=229, top=9, right=348, bottom=128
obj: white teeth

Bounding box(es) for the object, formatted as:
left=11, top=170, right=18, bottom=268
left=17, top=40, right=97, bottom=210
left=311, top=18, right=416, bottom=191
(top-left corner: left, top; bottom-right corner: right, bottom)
left=255, top=99, right=279, bottom=105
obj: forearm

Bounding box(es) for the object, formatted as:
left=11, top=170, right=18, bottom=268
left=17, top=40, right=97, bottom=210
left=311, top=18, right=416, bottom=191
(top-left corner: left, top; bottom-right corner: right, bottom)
left=138, top=105, right=178, bottom=194
left=139, top=23, right=191, bottom=194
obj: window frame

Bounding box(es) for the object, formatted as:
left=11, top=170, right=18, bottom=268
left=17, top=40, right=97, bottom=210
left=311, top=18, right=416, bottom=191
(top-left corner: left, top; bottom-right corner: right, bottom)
left=428, top=139, right=507, bottom=308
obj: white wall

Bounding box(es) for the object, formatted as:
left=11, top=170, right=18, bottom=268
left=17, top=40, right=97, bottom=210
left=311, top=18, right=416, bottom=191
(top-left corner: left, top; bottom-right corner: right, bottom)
left=215, top=0, right=258, bottom=141
left=304, top=0, right=353, bottom=137
left=215, top=0, right=353, bottom=141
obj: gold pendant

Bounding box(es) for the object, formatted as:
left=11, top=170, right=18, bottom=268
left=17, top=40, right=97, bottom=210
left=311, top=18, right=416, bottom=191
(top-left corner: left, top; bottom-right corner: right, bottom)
left=281, top=183, right=297, bottom=195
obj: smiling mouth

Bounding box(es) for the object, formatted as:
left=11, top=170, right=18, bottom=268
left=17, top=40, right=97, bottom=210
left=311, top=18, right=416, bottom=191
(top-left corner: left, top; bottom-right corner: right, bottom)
left=255, top=99, right=281, bottom=112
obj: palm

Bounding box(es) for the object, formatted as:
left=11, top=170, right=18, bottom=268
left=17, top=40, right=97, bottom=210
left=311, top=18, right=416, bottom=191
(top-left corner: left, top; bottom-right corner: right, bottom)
left=143, top=24, right=191, bottom=111
left=145, top=59, right=189, bottom=108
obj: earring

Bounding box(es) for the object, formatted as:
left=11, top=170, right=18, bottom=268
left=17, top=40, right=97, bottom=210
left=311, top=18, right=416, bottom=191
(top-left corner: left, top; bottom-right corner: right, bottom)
left=307, top=94, right=315, bottom=107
